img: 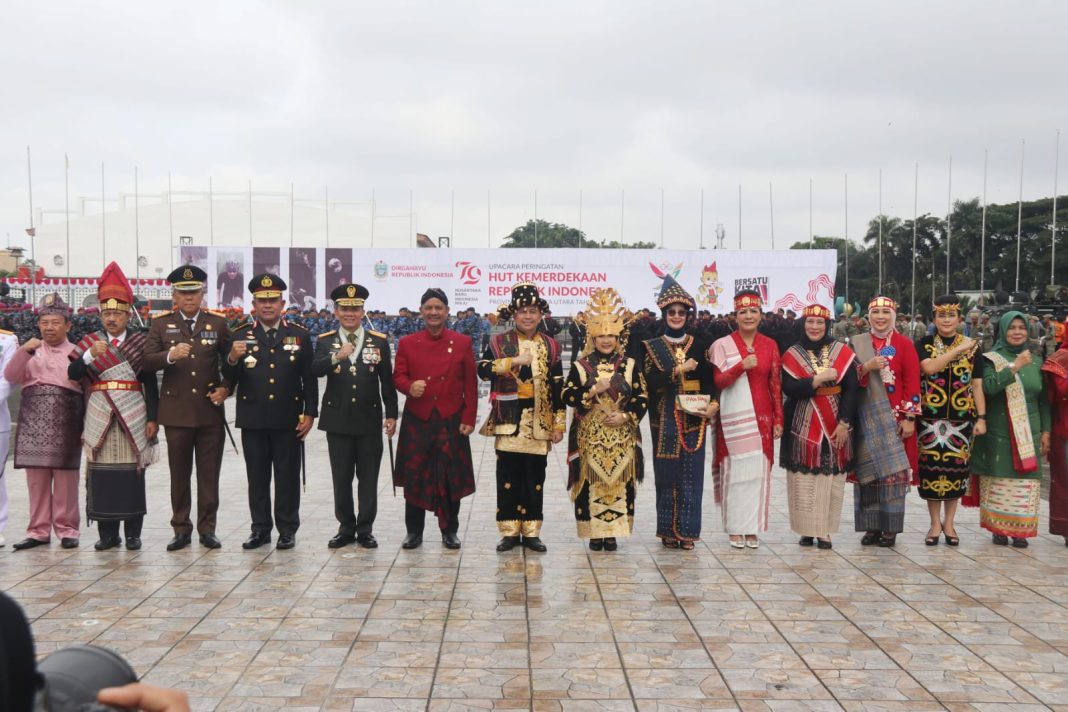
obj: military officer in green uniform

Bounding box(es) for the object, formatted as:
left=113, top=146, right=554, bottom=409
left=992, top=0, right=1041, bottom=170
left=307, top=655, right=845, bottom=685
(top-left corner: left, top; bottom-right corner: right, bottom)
left=224, top=274, right=318, bottom=550
left=313, top=283, right=398, bottom=549
left=143, top=265, right=233, bottom=551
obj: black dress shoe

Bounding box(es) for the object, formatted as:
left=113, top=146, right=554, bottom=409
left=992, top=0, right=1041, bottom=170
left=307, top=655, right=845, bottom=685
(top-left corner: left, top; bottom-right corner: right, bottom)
left=799, top=536, right=815, bottom=547
left=199, top=533, right=222, bottom=549
left=860, top=531, right=881, bottom=546
left=992, top=534, right=1009, bottom=546
left=242, top=532, right=271, bottom=550
left=94, top=536, right=122, bottom=551
left=60, top=537, right=80, bottom=549
left=125, top=537, right=142, bottom=551
left=602, top=538, right=617, bottom=551
left=817, top=539, right=833, bottom=550
left=496, top=536, right=520, bottom=552
left=522, top=536, right=547, bottom=552
left=277, top=534, right=296, bottom=550
left=589, top=538, right=604, bottom=551
left=401, top=533, right=423, bottom=550
left=356, top=534, right=378, bottom=549
left=329, top=533, right=357, bottom=549
left=442, top=533, right=461, bottom=549
left=166, top=534, right=191, bottom=551
left=12, top=538, right=49, bottom=550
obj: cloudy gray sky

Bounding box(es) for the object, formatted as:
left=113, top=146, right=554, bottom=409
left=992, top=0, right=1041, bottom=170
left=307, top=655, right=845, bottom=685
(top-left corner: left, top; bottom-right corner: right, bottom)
left=2, top=0, right=1066, bottom=253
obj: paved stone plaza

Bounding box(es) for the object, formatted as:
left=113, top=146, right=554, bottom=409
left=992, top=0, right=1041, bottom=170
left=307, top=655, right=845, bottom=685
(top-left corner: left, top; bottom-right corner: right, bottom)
left=5, top=392, right=1068, bottom=711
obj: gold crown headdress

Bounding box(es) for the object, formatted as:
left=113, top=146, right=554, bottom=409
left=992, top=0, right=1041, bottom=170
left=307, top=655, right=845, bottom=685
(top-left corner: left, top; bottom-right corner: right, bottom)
left=576, top=288, right=633, bottom=355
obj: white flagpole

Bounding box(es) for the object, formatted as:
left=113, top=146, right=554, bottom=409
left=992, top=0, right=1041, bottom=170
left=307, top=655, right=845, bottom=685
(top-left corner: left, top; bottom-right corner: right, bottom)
left=1016, top=139, right=1025, bottom=292
left=167, top=171, right=173, bottom=271
left=620, top=189, right=625, bottom=244
left=980, top=150, right=988, bottom=306
left=488, top=189, right=492, bottom=248
left=453, top=189, right=458, bottom=246
left=102, top=162, right=107, bottom=269
left=26, top=147, right=36, bottom=304
left=324, top=186, right=330, bottom=248
left=945, top=156, right=952, bottom=293
left=659, top=187, right=665, bottom=248
left=134, top=166, right=140, bottom=283
left=1054, top=130, right=1060, bottom=286
left=409, top=190, right=414, bottom=248
left=911, top=163, right=918, bottom=319
left=370, top=189, right=376, bottom=248
left=290, top=183, right=295, bottom=248
left=248, top=179, right=253, bottom=245
left=65, top=153, right=71, bottom=302
left=768, top=182, right=775, bottom=250
left=809, top=178, right=813, bottom=249
left=577, top=189, right=583, bottom=244
left=878, top=168, right=883, bottom=294
left=208, top=176, right=214, bottom=245
left=737, top=184, right=742, bottom=249
left=844, top=173, right=849, bottom=305
left=699, top=188, right=705, bottom=249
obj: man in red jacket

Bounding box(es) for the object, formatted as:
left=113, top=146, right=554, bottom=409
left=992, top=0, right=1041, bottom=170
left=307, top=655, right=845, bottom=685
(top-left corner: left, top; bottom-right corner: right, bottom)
left=392, top=288, right=478, bottom=550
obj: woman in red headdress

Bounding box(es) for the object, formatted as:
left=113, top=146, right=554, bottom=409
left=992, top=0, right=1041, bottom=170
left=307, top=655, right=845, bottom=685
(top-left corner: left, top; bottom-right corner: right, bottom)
left=709, top=289, right=783, bottom=549
left=851, top=296, right=921, bottom=547
left=780, top=304, right=858, bottom=549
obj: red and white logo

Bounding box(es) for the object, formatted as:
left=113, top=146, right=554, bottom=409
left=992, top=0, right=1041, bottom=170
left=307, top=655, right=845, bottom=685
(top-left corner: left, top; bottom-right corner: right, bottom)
left=456, top=261, right=482, bottom=285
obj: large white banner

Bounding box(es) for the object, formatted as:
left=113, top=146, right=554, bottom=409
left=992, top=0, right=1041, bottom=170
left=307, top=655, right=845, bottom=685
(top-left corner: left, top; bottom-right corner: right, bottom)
left=179, top=246, right=837, bottom=315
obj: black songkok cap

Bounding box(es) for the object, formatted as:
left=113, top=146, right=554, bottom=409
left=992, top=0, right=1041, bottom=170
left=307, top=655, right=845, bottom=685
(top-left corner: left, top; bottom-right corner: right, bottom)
left=421, top=288, right=448, bottom=306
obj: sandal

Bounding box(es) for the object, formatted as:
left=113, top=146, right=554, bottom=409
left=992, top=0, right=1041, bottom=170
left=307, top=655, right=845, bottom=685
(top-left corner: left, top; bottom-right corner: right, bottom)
left=745, top=536, right=759, bottom=549
left=662, top=538, right=680, bottom=549
left=679, top=540, right=695, bottom=550
left=729, top=537, right=745, bottom=549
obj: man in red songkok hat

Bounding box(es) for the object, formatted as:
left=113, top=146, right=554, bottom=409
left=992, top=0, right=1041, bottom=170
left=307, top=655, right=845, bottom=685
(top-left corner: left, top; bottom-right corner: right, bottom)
left=67, top=262, right=160, bottom=551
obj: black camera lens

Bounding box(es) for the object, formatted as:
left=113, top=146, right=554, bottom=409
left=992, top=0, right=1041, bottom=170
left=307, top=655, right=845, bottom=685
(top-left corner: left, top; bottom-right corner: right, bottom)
left=37, top=645, right=137, bottom=711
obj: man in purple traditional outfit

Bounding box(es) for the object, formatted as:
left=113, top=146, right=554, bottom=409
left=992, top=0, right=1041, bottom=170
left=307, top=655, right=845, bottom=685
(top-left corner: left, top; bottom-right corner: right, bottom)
left=5, top=293, right=85, bottom=549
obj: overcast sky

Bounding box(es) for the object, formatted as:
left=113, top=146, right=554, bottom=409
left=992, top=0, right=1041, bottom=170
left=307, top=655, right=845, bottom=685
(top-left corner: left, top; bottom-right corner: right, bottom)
left=2, top=0, right=1067, bottom=252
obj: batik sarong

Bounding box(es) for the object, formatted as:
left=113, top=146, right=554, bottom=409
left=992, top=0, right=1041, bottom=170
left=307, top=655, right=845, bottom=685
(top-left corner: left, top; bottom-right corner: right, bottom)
left=14, top=385, right=84, bottom=469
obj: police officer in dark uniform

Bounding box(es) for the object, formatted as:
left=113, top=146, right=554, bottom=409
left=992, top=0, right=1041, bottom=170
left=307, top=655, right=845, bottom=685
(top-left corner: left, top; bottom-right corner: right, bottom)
left=223, top=274, right=318, bottom=550
left=313, top=283, right=398, bottom=549
left=143, top=265, right=233, bottom=551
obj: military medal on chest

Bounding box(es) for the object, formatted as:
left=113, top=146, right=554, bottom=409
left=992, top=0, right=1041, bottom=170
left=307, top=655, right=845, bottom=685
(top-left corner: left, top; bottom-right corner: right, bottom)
left=283, top=335, right=300, bottom=362
left=244, top=335, right=258, bottom=368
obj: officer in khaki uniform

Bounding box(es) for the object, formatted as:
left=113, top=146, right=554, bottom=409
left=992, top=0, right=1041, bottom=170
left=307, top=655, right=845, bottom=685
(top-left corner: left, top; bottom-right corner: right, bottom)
left=313, top=283, right=398, bottom=549
left=224, top=274, right=318, bottom=550
left=143, top=265, right=233, bottom=551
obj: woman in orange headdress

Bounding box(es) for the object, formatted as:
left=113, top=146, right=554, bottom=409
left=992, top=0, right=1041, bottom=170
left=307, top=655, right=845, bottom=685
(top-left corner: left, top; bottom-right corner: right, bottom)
left=709, top=289, right=783, bottom=549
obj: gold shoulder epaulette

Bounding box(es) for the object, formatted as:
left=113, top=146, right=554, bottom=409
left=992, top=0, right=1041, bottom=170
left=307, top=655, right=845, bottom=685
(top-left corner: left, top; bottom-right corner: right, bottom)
left=318, top=330, right=337, bottom=339
left=368, top=329, right=387, bottom=339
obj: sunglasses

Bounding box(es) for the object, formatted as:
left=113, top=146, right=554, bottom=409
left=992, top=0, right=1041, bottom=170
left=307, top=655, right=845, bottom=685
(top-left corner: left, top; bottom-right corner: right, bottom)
left=665, top=309, right=688, bottom=316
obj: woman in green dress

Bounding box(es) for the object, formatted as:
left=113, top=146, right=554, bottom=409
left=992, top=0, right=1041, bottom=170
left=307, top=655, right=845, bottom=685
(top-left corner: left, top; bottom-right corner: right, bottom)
left=968, top=311, right=1051, bottom=547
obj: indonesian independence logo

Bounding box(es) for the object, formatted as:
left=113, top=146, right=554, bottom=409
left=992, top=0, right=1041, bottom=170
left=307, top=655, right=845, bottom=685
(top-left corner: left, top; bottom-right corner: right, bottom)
left=455, top=261, right=481, bottom=285
left=373, top=261, right=388, bottom=280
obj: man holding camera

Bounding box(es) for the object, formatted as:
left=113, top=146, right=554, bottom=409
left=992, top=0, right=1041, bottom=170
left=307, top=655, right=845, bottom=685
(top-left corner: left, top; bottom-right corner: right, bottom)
left=223, top=273, right=317, bottom=550
left=143, top=265, right=233, bottom=551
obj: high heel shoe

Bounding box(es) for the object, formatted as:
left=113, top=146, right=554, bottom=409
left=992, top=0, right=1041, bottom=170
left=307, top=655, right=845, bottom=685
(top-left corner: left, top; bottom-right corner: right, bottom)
left=943, top=530, right=959, bottom=546
left=925, top=529, right=941, bottom=546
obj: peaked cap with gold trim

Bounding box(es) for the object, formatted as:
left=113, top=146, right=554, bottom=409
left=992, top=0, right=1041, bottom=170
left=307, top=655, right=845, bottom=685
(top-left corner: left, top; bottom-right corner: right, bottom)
left=331, top=282, right=368, bottom=308
left=248, top=273, right=286, bottom=299
left=167, top=264, right=207, bottom=292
